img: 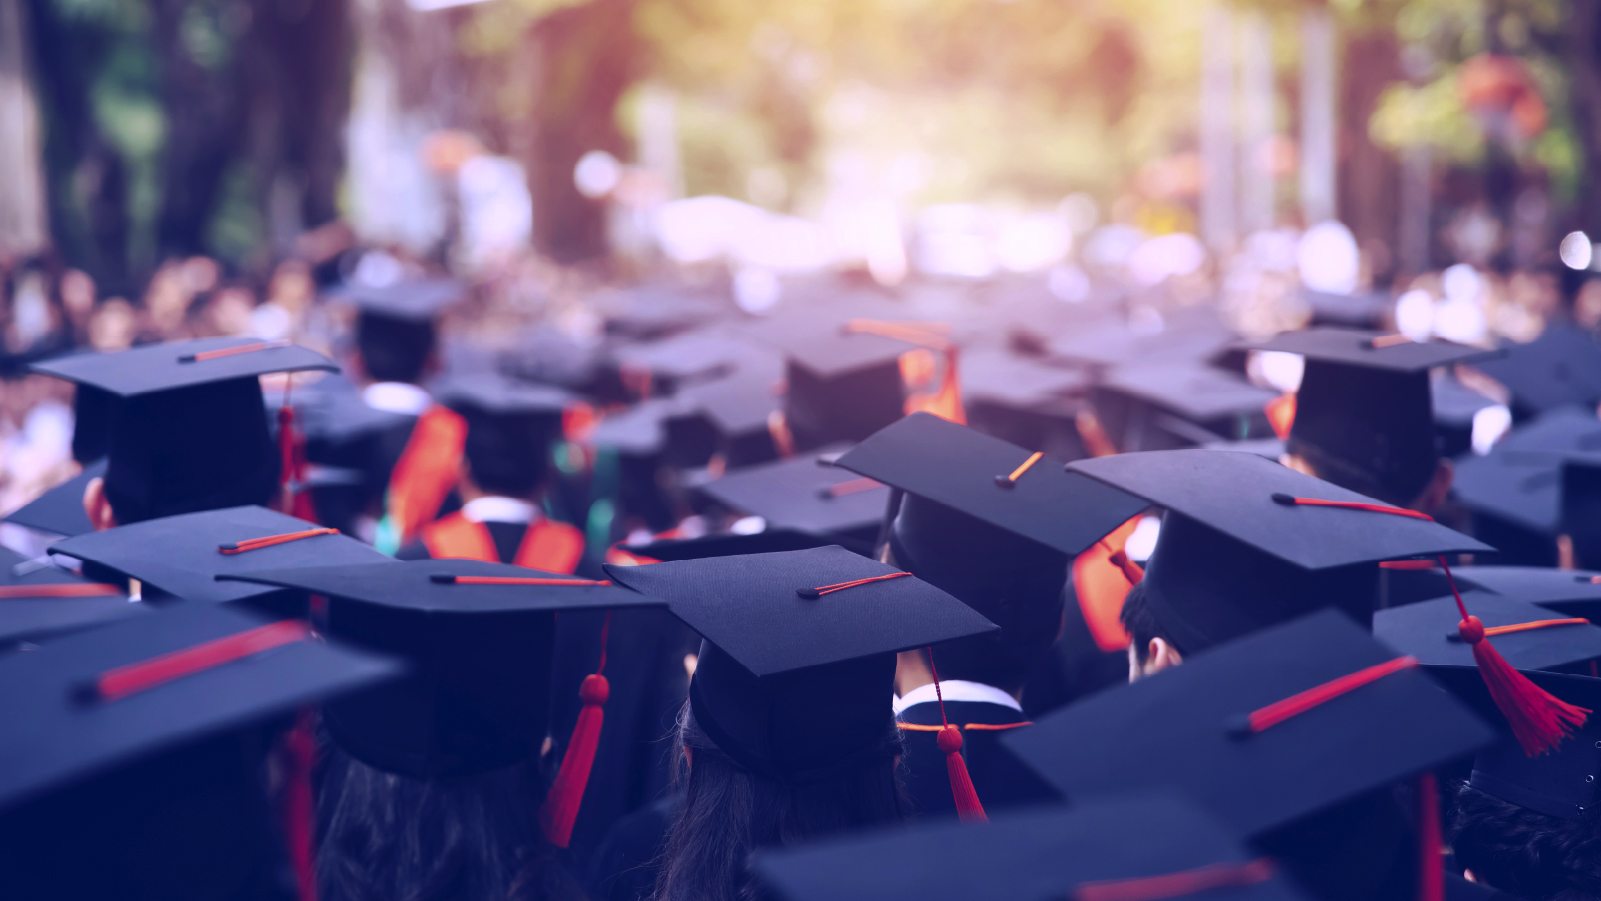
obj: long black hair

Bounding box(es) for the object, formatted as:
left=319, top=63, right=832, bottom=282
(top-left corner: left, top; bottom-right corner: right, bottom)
left=1450, top=779, right=1601, bottom=901
left=652, top=704, right=908, bottom=901
left=316, top=741, right=584, bottom=901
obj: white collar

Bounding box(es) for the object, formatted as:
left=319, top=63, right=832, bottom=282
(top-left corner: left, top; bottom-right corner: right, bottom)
left=362, top=381, right=433, bottom=415
left=461, top=497, right=539, bottom=525
left=893, top=680, right=1021, bottom=716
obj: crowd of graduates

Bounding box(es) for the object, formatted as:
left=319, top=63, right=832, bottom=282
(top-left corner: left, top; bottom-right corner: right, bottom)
left=10, top=245, right=1601, bottom=901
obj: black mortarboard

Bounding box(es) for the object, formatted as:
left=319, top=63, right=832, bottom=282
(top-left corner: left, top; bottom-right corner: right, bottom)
left=1561, top=454, right=1601, bottom=570
left=621, top=529, right=835, bottom=561
left=71, top=383, right=115, bottom=464
left=1432, top=374, right=1501, bottom=458
left=218, top=558, right=661, bottom=778
left=1375, top=592, right=1601, bottom=672
left=756, top=794, right=1311, bottom=901
left=604, top=547, right=996, bottom=782
left=48, top=505, right=391, bottom=610
left=0, top=543, right=138, bottom=646
left=675, top=377, right=784, bottom=468
left=1068, top=449, right=1491, bottom=651
left=1047, top=308, right=1237, bottom=369
left=30, top=338, right=339, bottom=524
left=1094, top=362, right=1278, bottom=450
left=696, top=447, right=892, bottom=551
left=1447, top=565, right=1601, bottom=617
left=1469, top=324, right=1601, bottom=419
left=436, top=375, right=572, bottom=498
left=837, top=411, right=1145, bottom=556
left=589, top=397, right=678, bottom=456
left=2, top=457, right=106, bottom=537
left=1003, top=608, right=1494, bottom=836
left=333, top=277, right=463, bottom=322
left=1453, top=408, right=1601, bottom=564
left=959, top=348, right=1087, bottom=411
left=755, top=321, right=918, bottom=450
left=593, top=285, right=728, bottom=340
left=613, top=327, right=779, bottom=392
left=1300, top=288, right=1391, bottom=329
left=1251, top=330, right=1491, bottom=503
left=1437, top=669, right=1601, bottom=819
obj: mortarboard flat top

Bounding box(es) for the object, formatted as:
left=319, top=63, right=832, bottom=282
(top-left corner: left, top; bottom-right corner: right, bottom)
left=1047, top=308, right=1237, bottom=368
left=1374, top=592, right=1601, bottom=671
left=613, top=328, right=778, bottom=384
left=1452, top=454, right=1561, bottom=534
left=1069, top=449, right=1491, bottom=570
left=755, top=794, right=1311, bottom=901
left=958, top=349, right=1087, bottom=410
left=621, top=529, right=836, bottom=562
left=1100, top=362, right=1279, bottom=423
left=589, top=398, right=679, bottom=455
left=592, top=285, right=728, bottom=339
left=761, top=323, right=919, bottom=379
left=218, top=558, right=657, bottom=615
left=1450, top=565, right=1601, bottom=613
left=2, top=458, right=106, bottom=538
left=605, top=545, right=996, bottom=678
left=1246, top=329, right=1492, bottom=373
left=836, top=412, right=1146, bottom=556
left=1433, top=374, right=1500, bottom=426
left=1203, top=437, right=1285, bottom=460
left=1470, top=325, right=1601, bottom=415
left=0, top=602, right=400, bottom=811
left=48, top=505, right=392, bottom=604
left=333, top=278, right=464, bottom=321
left=677, top=377, right=782, bottom=438
left=433, top=374, right=575, bottom=415
left=0, top=544, right=139, bottom=646
left=1300, top=288, right=1391, bottom=329
left=1003, top=609, right=1495, bottom=836
left=697, top=446, right=892, bottom=538
left=30, top=337, right=337, bottom=397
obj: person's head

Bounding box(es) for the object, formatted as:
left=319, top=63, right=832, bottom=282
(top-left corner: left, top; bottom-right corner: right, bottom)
left=654, top=703, right=907, bottom=901
left=439, top=378, right=571, bottom=502
left=1119, top=580, right=1183, bottom=681
left=355, top=312, right=436, bottom=385
left=888, top=493, right=1068, bottom=694
left=1449, top=780, right=1601, bottom=901
left=1280, top=449, right=1454, bottom=514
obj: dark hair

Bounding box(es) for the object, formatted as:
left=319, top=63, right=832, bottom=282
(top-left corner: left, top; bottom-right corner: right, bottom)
left=1286, top=436, right=1428, bottom=510
left=1119, top=582, right=1174, bottom=665
left=652, top=705, right=908, bottom=901
left=912, top=588, right=1062, bottom=693
left=462, top=412, right=555, bottom=499
left=1449, top=779, right=1601, bottom=901
left=357, top=313, right=435, bottom=384
left=316, top=743, right=582, bottom=901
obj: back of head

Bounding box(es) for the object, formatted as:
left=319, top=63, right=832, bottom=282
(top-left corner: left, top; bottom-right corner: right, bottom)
left=889, top=493, right=1068, bottom=692
left=103, top=377, right=280, bottom=524
left=460, top=407, right=557, bottom=499
left=357, top=312, right=435, bottom=385
left=1450, top=779, right=1601, bottom=901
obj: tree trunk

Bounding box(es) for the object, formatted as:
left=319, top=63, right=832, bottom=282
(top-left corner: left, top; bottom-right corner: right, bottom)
left=1338, top=30, right=1405, bottom=282
left=0, top=0, right=47, bottom=258
left=1566, top=0, right=1601, bottom=236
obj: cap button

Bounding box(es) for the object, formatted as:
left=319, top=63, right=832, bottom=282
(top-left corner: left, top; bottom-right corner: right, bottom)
left=796, top=587, right=822, bottom=599
left=429, top=573, right=458, bottom=584
left=994, top=475, right=1016, bottom=488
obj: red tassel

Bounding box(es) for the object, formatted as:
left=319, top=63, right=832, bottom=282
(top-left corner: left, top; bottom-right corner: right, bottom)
left=1416, top=771, right=1442, bottom=901
left=937, top=726, right=987, bottom=823
left=277, top=389, right=319, bottom=523
left=539, top=612, right=612, bottom=848
left=926, top=647, right=987, bottom=823
left=1439, top=557, right=1590, bottom=756
left=281, top=710, right=319, bottom=901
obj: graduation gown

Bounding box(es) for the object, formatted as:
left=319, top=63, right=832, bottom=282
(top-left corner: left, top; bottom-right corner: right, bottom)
left=397, top=506, right=586, bottom=573
left=896, top=683, right=1059, bottom=820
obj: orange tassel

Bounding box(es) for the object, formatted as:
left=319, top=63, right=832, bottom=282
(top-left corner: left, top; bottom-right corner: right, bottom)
left=1416, top=771, right=1442, bottom=901
left=1439, top=557, right=1590, bottom=756
left=539, top=612, right=612, bottom=848
left=937, top=725, right=987, bottom=823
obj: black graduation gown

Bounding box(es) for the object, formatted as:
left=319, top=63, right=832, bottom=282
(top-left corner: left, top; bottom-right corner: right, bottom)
left=896, top=697, right=1059, bottom=820
left=396, top=520, right=541, bottom=565
left=584, top=794, right=682, bottom=901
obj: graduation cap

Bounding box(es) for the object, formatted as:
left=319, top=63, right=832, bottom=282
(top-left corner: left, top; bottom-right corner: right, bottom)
left=755, top=794, right=1311, bottom=901
left=1375, top=592, right=1601, bottom=673
left=959, top=349, right=1091, bottom=457
left=589, top=397, right=680, bottom=456
left=751, top=319, right=922, bottom=450
left=1435, top=669, right=1601, bottom=820
left=1046, top=308, right=1238, bottom=369
left=1445, top=565, right=1601, bottom=618
left=30, top=338, right=339, bottom=525
left=1094, top=362, right=1279, bottom=450
left=1468, top=324, right=1601, bottom=419
left=1561, top=454, right=1601, bottom=570
left=1004, top=609, right=1494, bottom=899
left=604, top=546, right=996, bottom=784
left=591, top=285, right=728, bottom=340
left=1067, top=449, right=1490, bottom=650
left=613, top=328, right=779, bottom=392
left=1300, top=287, right=1391, bottom=329
left=696, top=446, right=892, bottom=551
left=2, top=457, right=106, bottom=538
left=71, top=383, right=115, bottom=464
left=217, top=558, right=663, bottom=846
left=0, top=542, right=138, bottom=646
left=1431, top=374, right=1501, bottom=458
left=47, top=505, right=391, bottom=612
left=1248, top=330, right=1491, bottom=503
left=0, top=602, right=399, bottom=898
left=1453, top=408, right=1601, bottom=565
left=676, top=377, right=784, bottom=469
left=435, top=374, right=574, bottom=499
left=620, top=529, right=836, bottom=561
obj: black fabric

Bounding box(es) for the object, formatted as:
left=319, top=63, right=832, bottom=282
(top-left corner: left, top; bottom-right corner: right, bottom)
left=896, top=699, right=1058, bottom=820
left=1374, top=593, right=1601, bottom=671
left=695, top=446, right=890, bottom=544
left=102, top=378, right=281, bottom=524
left=585, top=794, right=682, bottom=901
left=1562, top=457, right=1601, bottom=570
left=2, top=457, right=105, bottom=538
left=784, top=359, right=906, bottom=450
left=71, top=384, right=115, bottom=464
left=29, top=336, right=337, bottom=397
left=1472, top=324, right=1601, bottom=418
left=1289, top=365, right=1438, bottom=503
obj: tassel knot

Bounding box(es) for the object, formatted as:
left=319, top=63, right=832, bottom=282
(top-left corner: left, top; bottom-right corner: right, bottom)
left=1458, top=615, right=1486, bottom=644
left=580, top=673, right=609, bottom=706
left=936, top=724, right=963, bottom=755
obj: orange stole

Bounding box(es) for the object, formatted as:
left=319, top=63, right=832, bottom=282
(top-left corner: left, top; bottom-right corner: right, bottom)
left=421, top=512, right=585, bottom=574
left=386, top=405, right=468, bottom=545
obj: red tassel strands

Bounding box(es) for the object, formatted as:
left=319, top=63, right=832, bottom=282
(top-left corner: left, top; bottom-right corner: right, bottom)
left=1416, top=771, right=1443, bottom=901
left=1270, top=494, right=1592, bottom=756
left=279, top=710, right=319, bottom=901
left=926, top=646, right=987, bottom=823
left=1072, top=858, right=1276, bottom=901
left=540, top=611, right=611, bottom=848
